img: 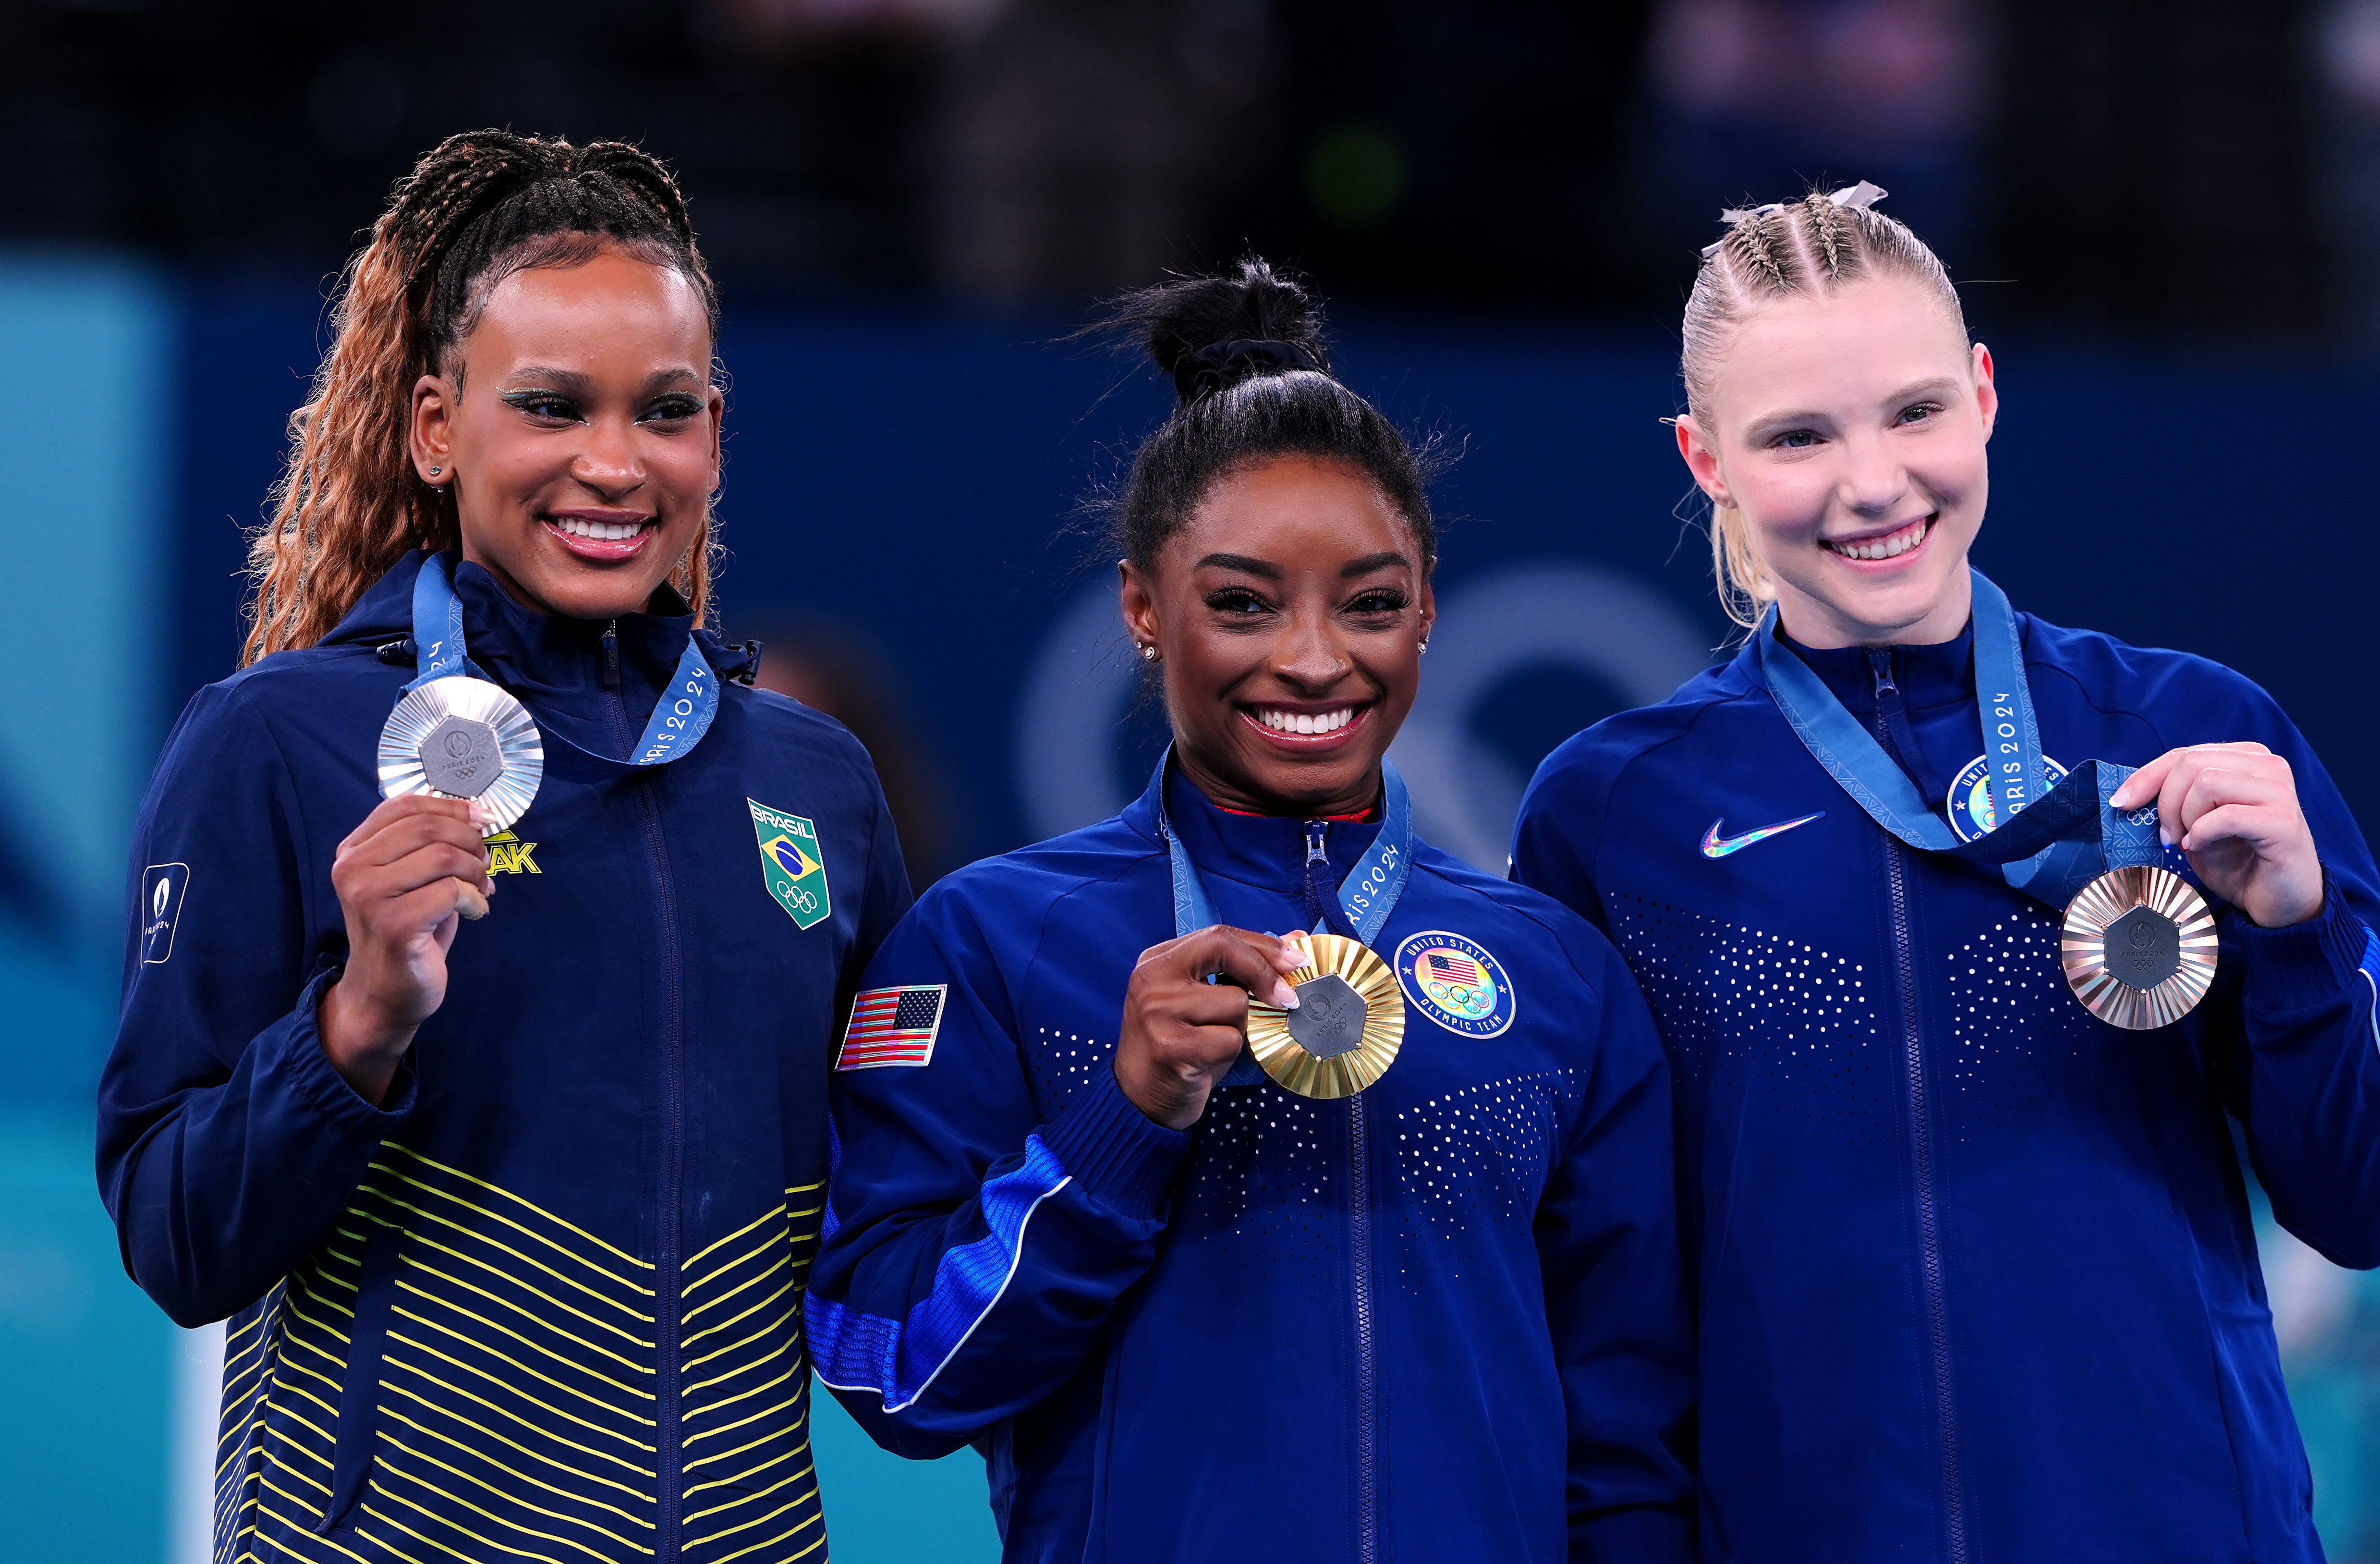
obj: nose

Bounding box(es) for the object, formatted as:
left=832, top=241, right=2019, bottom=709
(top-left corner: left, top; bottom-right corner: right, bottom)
left=571, top=415, right=646, bottom=501
left=1835, top=429, right=1909, bottom=520
left=1271, top=604, right=1355, bottom=695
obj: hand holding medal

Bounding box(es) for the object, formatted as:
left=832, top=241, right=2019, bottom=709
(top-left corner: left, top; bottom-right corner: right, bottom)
left=321, top=793, right=499, bottom=1104
left=1113, top=926, right=1310, bottom=1129
left=2109, top=743, right=2325, bottom=930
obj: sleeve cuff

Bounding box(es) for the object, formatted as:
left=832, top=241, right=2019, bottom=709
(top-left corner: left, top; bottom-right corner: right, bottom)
left=1034, top=1062, right=1189, bottom=1221
left=2229, top=869, right=2376, bottom=1014
left=276, top=962, right=421, bottom=1131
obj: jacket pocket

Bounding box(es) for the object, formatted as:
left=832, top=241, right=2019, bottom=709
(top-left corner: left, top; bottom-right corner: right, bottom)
left=320, top=1214, right=402, bottom=1533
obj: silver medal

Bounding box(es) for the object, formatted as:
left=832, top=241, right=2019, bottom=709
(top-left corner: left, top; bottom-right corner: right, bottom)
left=378, top=675, right=543, bottom=836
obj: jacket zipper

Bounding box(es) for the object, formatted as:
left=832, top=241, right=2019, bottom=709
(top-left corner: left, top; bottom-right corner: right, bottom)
left=1305, top=817, right=1378, bottom=1564
left=1869, top=649, right=1967, bottom=1564
left=607, top=625, right=688, bottom=1553
left=1349, top=1090, right=1379, bottom=1564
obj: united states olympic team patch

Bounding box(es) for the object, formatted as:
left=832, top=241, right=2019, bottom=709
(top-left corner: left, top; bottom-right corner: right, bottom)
left=1392, top=930, right=1515, bottom=1038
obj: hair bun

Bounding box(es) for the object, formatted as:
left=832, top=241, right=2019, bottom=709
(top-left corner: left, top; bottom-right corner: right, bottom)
left=1172, top=338, right=1323, bottom=403
left=1097, top=257, right=1332, bottom=403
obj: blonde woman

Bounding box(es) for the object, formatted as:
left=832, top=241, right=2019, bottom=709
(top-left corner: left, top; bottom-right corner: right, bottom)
left=1514, top=183, right=2380, bottom=1563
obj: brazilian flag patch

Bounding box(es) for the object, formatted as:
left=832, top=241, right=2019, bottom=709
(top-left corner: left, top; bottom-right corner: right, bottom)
left=749, top=799, right=832, bottom=930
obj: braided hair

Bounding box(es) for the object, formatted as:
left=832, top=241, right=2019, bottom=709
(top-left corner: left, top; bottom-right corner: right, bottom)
left=1097, top=258, right=1439, bottom=574
left=1681, top=182, right=1964, bottom=628
left=243, top=131, right=721, bottom=664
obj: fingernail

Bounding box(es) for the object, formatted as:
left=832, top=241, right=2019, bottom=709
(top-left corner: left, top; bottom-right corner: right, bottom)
left=1278, top=984, right=1300, bottom=1010
left=468, top=802, right=491, bottom=825
left=2160, top=828, right=2173, bottom=846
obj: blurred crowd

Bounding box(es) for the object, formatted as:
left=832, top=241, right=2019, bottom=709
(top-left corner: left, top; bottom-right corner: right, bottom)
left=9, top=0, right=2380, bottom=338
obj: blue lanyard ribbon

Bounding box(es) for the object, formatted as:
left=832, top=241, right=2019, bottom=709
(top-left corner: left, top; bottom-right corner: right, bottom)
left=1753, top=567, right=2162, bottom=908
left=408, top=552, right=721, bottom=770
left=1151, top=747, right=1415, bottom=945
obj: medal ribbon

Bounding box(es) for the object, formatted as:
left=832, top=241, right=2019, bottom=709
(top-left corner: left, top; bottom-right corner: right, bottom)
left=407, top=551, right=722, bottom=769
left=1151, top=746, right=1415, bottom=944
left=1753, top=567, right=2165, bottom=908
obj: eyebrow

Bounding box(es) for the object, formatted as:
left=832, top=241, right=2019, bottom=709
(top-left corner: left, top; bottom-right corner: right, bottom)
left=1195, top=552, right=1283, bottom=579
left=1339, top=550, right=1410, bottom=577
left=502, top=367, right=707, bottom=393
left=507, top=367, right=596, bottom=392
left=1746, top=377, right=1964, bottom=432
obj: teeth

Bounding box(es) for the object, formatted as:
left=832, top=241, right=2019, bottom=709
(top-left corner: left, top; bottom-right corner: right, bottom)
left=1828, top=519, right=1928, bottom=562
left=1256, top=707, right=1355, bottom=736
left=555, top=517, right=649, bottom=541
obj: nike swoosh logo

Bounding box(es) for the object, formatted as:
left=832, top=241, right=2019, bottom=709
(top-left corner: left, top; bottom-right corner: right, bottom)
left=1701, top=813, right=1826, bottom=859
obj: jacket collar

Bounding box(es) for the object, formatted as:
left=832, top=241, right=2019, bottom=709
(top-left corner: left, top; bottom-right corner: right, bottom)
left=1748, top=618, right=1984, bottom=715
left=1122, top=752, right=1385, bottom=899
left=322, top=549, right=758, bottom=697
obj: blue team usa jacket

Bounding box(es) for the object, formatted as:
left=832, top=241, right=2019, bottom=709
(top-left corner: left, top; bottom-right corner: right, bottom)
left=1514, top=612, right=2380, bottom=1564
left=97, top=551, right=910, bottom=1564
left=806, top=766, right=1697, bottom=1563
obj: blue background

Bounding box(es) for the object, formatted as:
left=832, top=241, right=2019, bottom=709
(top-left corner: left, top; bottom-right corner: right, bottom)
left=9, top=257, right=2380, bottom=1560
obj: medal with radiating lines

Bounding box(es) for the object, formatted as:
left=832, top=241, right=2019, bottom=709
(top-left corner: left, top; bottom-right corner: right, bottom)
left=1244, top=933, right=1407, bottom=1098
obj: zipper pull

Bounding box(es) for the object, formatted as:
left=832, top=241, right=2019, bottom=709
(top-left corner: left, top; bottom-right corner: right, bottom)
left=1304, top=819, right=1328, bottom=866
left=601, top=621, right=621, bottom=688
left=1867, top=647, right=1898, bottom=699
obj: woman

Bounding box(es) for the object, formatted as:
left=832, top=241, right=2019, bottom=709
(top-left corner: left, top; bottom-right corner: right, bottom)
left=1513, top=184, right=2380, bottom=1562
left=807, top=261, right=1695, bottom=1563
left=97, top=132, right=910, bottom=1564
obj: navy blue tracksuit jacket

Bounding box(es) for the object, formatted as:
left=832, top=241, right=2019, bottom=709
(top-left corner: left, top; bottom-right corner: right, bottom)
left=1514, top=614, right=2380, bottom=1564
left=97, top=551, right=910, bottom=1564
left=807, top=765, right=1696, bottom=1564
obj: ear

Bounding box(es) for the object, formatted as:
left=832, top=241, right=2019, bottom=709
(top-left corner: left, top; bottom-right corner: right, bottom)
left=1118, top=559, right=1162, bottom=656
left=1416, top=570, right=1437, bottom=645
left=1971, top=343, right=1998, bottom=443
left=410, top=372, right=456, bottom=484
left=1675, top=414, right=1733, bottom=507
left=705, top=382, right=726, bottom=485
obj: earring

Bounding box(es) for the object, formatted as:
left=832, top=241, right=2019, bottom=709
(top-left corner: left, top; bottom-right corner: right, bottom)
left=428, top=466, right=442, bottom=477
left=1418, top=638, right=1431, bottom=655
left=1139, top=644, right=1159, bottom=663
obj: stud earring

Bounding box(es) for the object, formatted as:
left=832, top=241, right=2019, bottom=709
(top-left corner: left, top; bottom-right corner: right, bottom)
left=1139, top=644, right=1159, bottom=663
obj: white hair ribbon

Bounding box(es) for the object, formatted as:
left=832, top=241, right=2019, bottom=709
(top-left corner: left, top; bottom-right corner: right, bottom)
left=1701, top=201, right=1782, bottom=257
left=1701, top=183, right=1890, bottom=256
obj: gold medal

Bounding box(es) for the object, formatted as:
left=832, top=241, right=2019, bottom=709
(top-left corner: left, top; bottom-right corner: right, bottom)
left=378, top=675, right=544, bottom=838
left=2059, top=865, right=2219, bottom=1030
left=1243, top=933, right=1406, bottom=1098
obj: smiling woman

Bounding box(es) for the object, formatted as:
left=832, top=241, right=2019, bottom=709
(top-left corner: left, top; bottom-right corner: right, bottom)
left=1514, top=183, right=2380, bottom=1564
left=805, top=260, right=1696, bottom=1563
left=98, top=132, right=914, bottom=1564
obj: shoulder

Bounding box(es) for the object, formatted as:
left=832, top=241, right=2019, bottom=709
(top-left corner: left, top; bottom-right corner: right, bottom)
left=897, top=813, right=1166, bottom=951
left=731, top=685, right=881, bottom=776
left=162, top=643, right=394, bottom=768
left=1530, top=659, right=1753, bottom=799
left=2019, top=613, right=2291, bottom=742
left=1409, top=844, right=1632, bottom=993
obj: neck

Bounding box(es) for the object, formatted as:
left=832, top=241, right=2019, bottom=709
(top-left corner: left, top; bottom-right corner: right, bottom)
left=459, top=538, right=551, bottom=617
left=1775, top=566, right=1973, bottom=649
left=1173, top=745, right=1384, bottom=819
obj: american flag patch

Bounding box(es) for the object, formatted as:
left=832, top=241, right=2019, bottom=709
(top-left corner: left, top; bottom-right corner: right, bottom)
left=1427, top=951, right=1482, bottom=986
left=837, top=985, right=948, bottom=1070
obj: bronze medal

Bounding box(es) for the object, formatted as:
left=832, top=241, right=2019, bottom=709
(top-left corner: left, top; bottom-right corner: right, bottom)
left=1244, top=933, right=1407, bottom=1099
left=2059, top=865, right=2219, bottom=1030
